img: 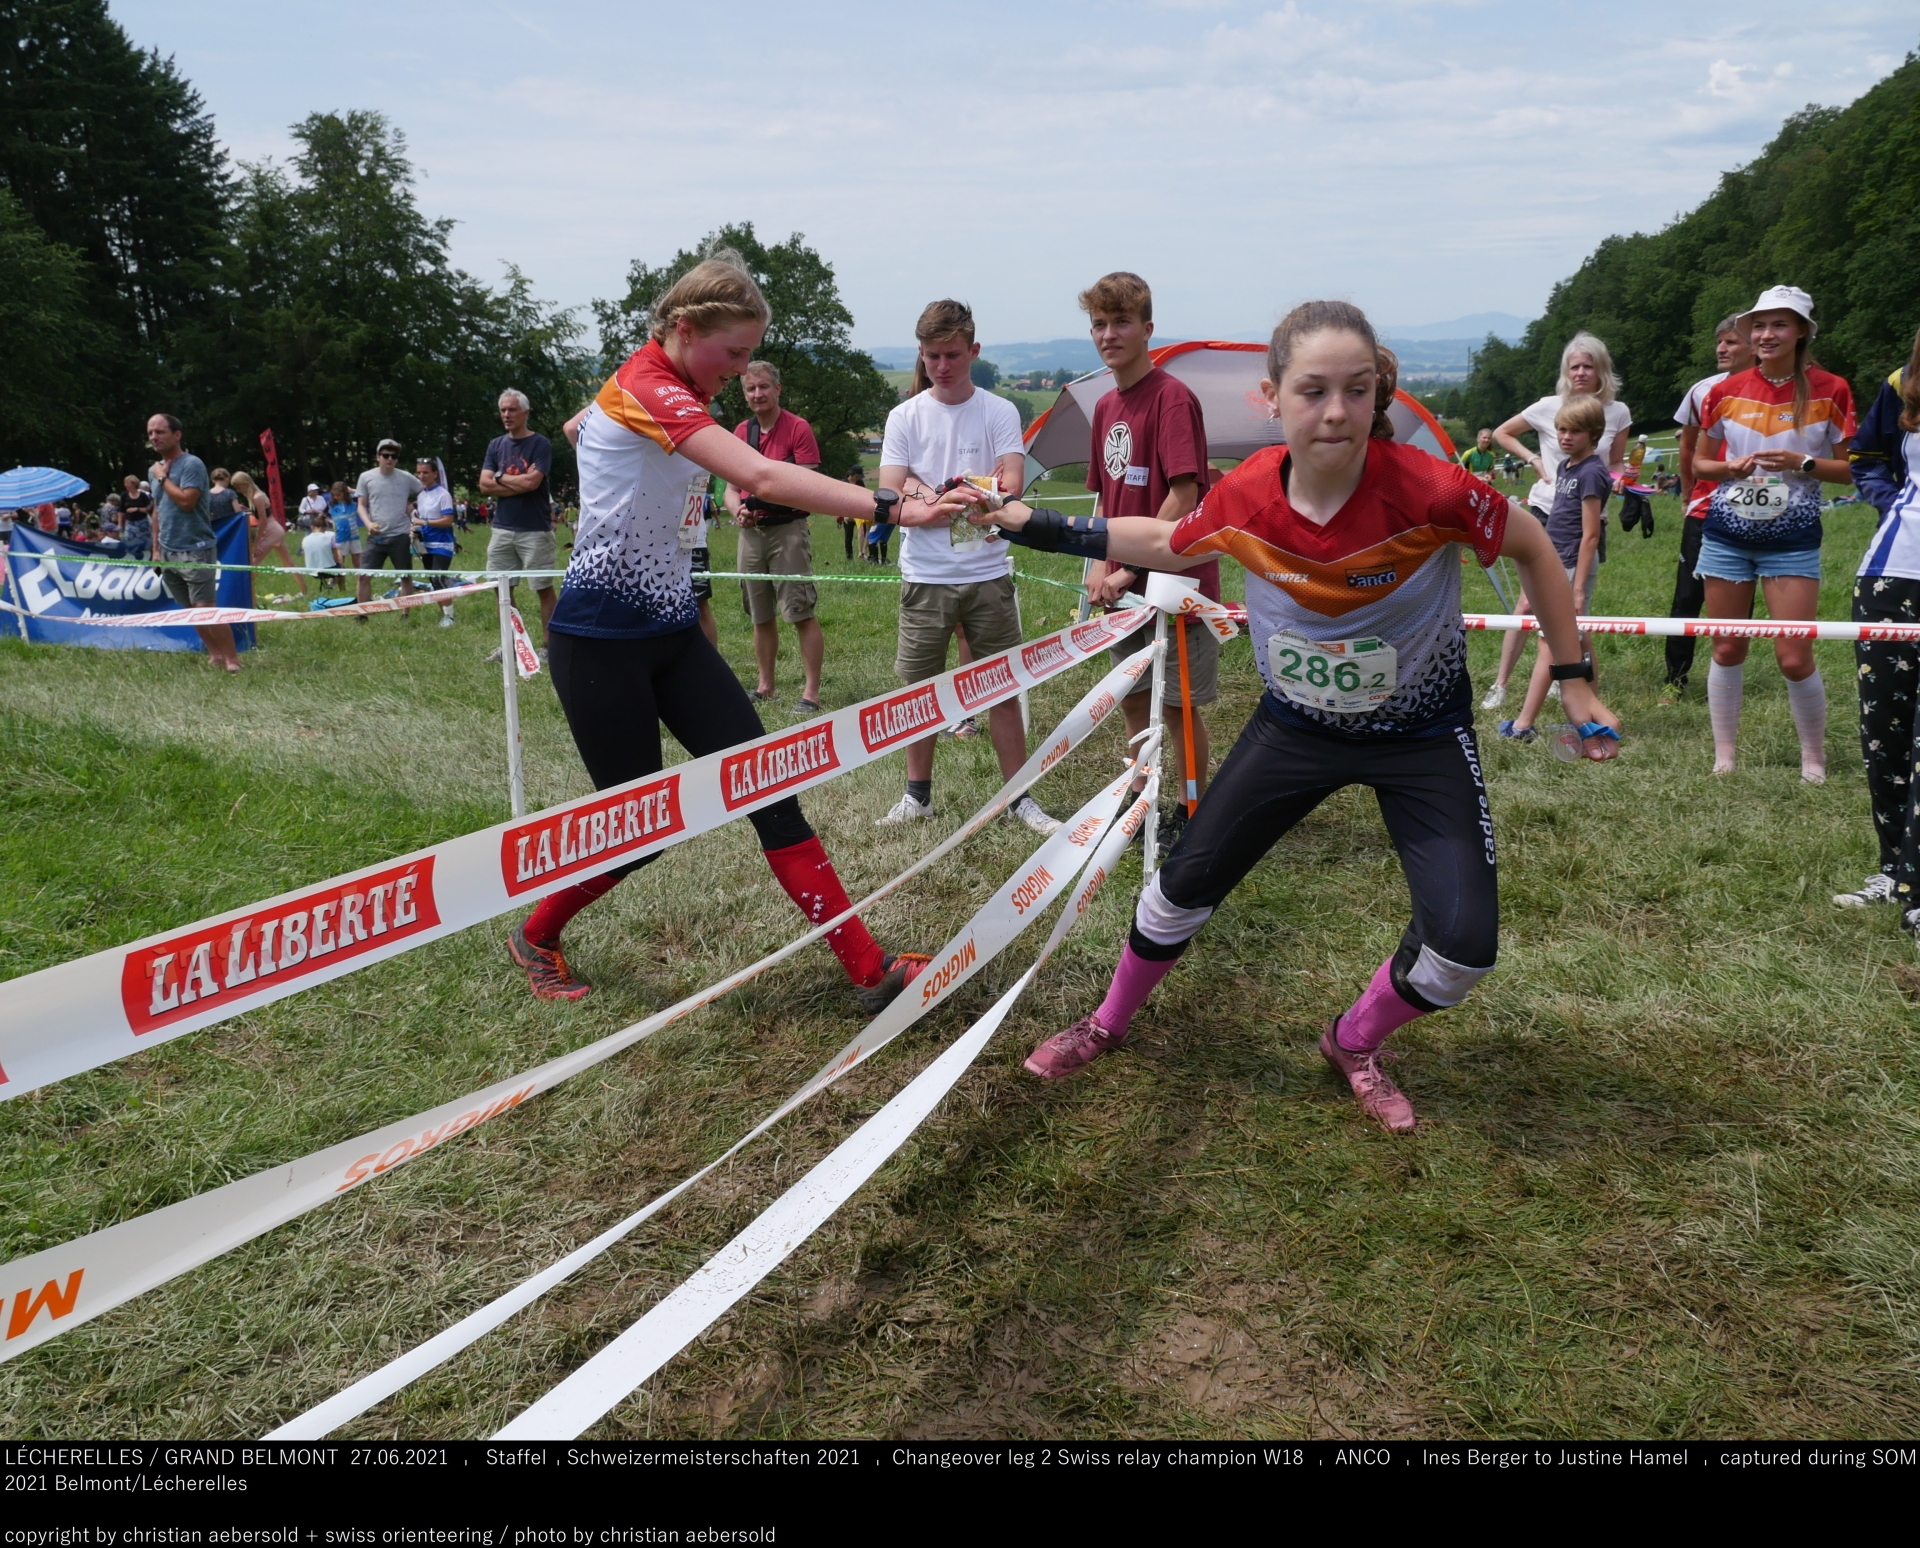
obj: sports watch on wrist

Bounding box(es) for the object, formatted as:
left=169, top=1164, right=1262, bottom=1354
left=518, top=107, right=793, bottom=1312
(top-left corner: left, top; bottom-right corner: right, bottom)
left=1799, top=454, right=1817, bottom=475
left=1549, top=657, right=1595, bottom=682
left=873, top=488, right=900, bottom=524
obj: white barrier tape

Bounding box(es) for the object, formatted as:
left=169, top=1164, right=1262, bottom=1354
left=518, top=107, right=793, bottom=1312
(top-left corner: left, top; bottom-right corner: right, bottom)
left=1141, top=572, right=1243, bottom=642
left=269, top=753, right=1158, bottom=1439
left=0, top=606, right=1151, bottom=1100
left=507, top=605, right=541, bottom=679
left=1464, top=612, right=1920, bottom=643
left=0, top=647, right=1157, bottom=1365
left=0, top=580, right=497, bottom=628
left=493, top=771, right=1160, bottom=1440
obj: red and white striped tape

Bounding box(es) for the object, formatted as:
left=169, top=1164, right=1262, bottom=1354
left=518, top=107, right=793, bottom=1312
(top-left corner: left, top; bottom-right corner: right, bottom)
left=0, top=645, right=1156, bottom=1366
left=0, top=607, right=1151, bottom=1100
left=1463, top=612, right=1920, bottom=643
left=0, top=579, right=497, bottom=629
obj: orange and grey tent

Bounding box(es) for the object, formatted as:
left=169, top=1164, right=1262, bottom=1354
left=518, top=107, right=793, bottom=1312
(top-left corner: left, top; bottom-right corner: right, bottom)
left=1021, top=339, right=1458, bottom=479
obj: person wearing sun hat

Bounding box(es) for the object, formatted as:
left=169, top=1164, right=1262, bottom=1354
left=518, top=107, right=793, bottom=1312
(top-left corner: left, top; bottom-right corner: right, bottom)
left=1692, top=285, right=1856, bottom=782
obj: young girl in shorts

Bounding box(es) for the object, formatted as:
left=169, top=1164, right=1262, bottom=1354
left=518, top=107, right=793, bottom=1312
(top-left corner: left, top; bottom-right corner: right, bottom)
left=983, top=300, right=1619, bottom=1132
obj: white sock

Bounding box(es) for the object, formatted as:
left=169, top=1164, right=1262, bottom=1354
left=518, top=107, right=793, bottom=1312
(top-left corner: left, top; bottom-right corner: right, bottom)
left=1707, top=661, right=1743, bottom=771
left=1787, top=671, right=1828, bottom=781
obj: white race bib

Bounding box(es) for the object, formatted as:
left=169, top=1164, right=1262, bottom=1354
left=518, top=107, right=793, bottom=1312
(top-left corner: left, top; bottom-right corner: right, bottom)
left=1267, top=631, right=1397, bottom=714
left=1725, top=475, right=1790, bottom=520
left=677, top=480, right=707, bottom=551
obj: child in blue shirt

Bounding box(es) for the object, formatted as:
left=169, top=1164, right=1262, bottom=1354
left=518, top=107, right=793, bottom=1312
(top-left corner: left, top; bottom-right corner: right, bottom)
left=1502, top=394, right=1612, bottom=740
left=327, top=481, right=362, bottom=561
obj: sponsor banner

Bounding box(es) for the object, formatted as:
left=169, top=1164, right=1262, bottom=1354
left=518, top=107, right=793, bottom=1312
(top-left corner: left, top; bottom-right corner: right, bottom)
left=0, top=648, right=1157, bottom=1366
left=858, top=683, right=943, bottom=753
left=1, top=517, right=256, bottom=652
left=0, top=578, right=496, bottom=630
left=490, top=772, right=1162, bottom=1441
left=123, top=859, right=439, bottom=1036
left=1460, top=613, right=1920, bottom=644
left=277, top=758, right=1158, bottom=1440
left=0, top=608, right=1149, bottom=1102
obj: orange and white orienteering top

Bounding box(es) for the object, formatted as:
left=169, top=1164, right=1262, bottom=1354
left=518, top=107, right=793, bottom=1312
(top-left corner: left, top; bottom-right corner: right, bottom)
left=550, top=340, right=718, bottom=639
left=1699, top=365, right=1855, bottom=550
left=1170, top=439, right=1507, bottom=738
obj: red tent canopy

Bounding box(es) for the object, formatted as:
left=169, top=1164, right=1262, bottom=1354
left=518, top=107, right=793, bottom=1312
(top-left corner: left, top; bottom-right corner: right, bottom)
left=1022, top=340, right=1458, bottom=478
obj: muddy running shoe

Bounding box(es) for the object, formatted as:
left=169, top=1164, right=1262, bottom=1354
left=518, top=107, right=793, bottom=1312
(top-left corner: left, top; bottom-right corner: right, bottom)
left=1319, top=1021, right=1417, bottom=1133
left=855, top=952, right=932, bottom=1015
left=1480, top=682, right=1507, bottom=710
left=1834, top=873, right=1897, bottom=909
left=1025, top=1014, right=1128, bottom=1079
left=506, top=922, right=592, bottom=1001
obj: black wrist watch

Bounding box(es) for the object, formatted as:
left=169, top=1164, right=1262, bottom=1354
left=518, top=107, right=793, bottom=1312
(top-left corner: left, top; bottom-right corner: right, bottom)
left=873, top=488, right=900, bottom=524
left=1799, top=454, right=1817, bottom=475
left=1549, top=657, right=1595, bottom=682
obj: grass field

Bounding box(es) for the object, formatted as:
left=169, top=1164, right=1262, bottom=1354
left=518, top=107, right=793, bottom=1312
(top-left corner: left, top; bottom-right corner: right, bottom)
left=4, top=484, right=1919, bottom=1441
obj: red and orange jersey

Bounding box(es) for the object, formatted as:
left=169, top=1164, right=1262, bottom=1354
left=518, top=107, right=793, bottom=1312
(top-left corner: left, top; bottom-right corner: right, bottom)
left=1170, top=440, right=1509, bottom=737
left=594, top=340, right=719, bottom=452
left=1699, top=365, right=1855, bottom=547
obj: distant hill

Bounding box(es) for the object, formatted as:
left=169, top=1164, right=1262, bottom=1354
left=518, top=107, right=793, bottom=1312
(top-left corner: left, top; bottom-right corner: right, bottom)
left=865, top=314, right=1531, bottom=379
left=1440, top=51, right=1920, bottom=432
left=1380, top=313, right=1531, bottom=344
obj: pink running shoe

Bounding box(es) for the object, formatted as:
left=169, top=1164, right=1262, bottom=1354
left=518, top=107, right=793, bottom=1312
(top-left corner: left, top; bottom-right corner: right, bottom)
left=1319, top=1021, right=1418, bottom=1133
left=1024, top=1014, right=1127, bottom=1080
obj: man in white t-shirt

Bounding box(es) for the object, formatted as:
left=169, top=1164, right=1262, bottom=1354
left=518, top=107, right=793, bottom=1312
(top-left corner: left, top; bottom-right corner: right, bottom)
left=878, top=299, right=1059, bottom=836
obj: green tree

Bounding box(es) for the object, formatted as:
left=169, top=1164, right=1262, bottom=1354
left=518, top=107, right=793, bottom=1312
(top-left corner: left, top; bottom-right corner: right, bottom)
left=594, top=222, right=895, bottom=476
left=0, top=0, right=229, bottom=476
left=971, top=357, right=1001, bottom=389
left=183, top=112, right=586, bottom=492
left=1455, top=51, right=1920, bottom=431
left=0, top=187, right=113, bottom=459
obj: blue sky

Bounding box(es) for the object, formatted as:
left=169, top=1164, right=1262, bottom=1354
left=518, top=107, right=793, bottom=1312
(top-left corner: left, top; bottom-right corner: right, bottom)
left=117, top=1, right=1915, bottom=346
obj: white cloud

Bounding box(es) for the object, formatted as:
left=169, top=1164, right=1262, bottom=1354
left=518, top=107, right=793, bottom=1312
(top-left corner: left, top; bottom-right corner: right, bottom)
left=107, top=0, right=1918, bottom=345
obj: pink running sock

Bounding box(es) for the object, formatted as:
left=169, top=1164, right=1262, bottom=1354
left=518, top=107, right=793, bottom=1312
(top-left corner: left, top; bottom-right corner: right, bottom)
left=1093, top=944, right=1181, bottom=1037
left=1707, top=660, right=1743, bottom=769
left=1333, top=958, right=1427, bottom=1054
left=1786, top=669, right=1827, bottom=778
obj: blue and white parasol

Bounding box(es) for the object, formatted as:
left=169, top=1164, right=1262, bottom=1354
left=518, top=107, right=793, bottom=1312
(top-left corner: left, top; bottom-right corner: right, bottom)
left=0, top=467, right=90, bottom=508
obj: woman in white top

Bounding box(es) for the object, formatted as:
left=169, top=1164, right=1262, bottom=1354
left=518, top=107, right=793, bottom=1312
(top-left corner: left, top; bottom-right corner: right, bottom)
left=1483, top=333, right=1633, bottom=707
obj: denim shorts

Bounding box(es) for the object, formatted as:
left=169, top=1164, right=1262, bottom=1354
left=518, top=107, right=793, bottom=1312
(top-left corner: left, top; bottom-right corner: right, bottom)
left=1695, top=532, right=1821, bottom=583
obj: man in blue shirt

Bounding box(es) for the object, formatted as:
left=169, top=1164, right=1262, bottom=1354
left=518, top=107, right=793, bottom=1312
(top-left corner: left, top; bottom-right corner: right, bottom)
left=146, top=412, right=240, bottom=672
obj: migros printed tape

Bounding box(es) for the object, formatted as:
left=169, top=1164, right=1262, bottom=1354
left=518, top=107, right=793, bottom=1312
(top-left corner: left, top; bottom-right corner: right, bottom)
left=272, top=758, right=1159, bottom=1439
left=0, top=608, right=1150, bottom=1100
left=489, top=773, right=1162, bottom=1441
left=0, top=645, right=1158, bottom=1365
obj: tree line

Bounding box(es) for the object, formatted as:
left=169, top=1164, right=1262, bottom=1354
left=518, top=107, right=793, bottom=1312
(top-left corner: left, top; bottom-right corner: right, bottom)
left=1427, top=47, right=1920, bottom=437
left=0, top=1, right=888, bottom=499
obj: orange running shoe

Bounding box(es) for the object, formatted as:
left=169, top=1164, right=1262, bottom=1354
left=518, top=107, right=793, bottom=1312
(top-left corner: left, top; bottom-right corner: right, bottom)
left=854, top=952, right=931, bottom=1015
left=507, top=922, right=593, bottom=1001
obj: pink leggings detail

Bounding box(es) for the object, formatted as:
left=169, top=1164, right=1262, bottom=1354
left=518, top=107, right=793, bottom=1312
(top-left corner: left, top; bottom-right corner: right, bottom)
left=1334, top=958, right=1426, bottom=1053
left=1093, top=944, right=1181, bottom=1037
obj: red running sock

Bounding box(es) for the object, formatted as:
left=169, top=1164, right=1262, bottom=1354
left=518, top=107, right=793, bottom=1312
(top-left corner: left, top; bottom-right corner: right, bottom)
left=764, top=836, right=885, bottom=987
left=523, top=871, right=626, bottom=947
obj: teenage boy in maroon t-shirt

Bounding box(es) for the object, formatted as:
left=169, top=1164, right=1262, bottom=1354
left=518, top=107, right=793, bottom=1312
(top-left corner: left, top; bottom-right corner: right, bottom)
left=1080, top=272, right=1220, bottom=835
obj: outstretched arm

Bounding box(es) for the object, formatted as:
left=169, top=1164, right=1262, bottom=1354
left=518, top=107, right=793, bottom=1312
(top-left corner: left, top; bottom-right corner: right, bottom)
left=983, top=498, right=1212, bottom=571
left=1499, top=501, right=1619, bottom=759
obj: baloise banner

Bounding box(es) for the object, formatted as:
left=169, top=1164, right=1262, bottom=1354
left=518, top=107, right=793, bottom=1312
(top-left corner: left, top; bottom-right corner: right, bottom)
left=1, top=515, right=255, bottom=652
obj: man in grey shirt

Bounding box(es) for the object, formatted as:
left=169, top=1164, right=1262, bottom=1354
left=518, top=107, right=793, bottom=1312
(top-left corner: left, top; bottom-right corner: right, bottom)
left=146, top=411, right=240, bottom=672
left=354, top=437, right=423, bottom=602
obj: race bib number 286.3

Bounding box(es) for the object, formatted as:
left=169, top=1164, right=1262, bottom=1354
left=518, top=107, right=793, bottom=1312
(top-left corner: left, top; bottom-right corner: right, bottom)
left=1268, top=631, right=1397, bottom=714
left=1726, top=475, right=1790, bottom=520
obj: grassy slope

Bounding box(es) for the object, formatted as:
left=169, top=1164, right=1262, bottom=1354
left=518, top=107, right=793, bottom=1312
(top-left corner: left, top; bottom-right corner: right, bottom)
left=3, top=489, right=1918, bottom=1440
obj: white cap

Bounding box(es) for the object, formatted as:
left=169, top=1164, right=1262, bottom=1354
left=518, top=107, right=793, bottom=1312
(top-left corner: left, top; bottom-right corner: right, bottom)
left=306, top=483, right=320, bottom=491
left=1738, top=285, right=1817, bottom=338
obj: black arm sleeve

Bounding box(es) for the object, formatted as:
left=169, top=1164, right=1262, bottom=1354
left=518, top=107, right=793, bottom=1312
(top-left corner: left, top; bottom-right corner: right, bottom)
left=994, top=507, right=1109, bottom=559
